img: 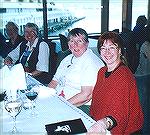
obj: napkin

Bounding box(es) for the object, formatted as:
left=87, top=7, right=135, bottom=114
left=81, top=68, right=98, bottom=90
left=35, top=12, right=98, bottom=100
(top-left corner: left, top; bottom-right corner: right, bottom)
left=0, top=65, right=10, bottom=93
left=45, top=118, right=87, bottom=135
left=38, top=85, right=56, bottom=98
left=0, top=63, right=27, bottom=100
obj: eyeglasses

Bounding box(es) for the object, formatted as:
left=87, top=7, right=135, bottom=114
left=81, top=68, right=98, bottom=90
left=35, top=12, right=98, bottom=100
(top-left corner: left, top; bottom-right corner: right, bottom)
left=68, top=39, right=86, bottom=46
left=100, top=46, right=118, bottom=52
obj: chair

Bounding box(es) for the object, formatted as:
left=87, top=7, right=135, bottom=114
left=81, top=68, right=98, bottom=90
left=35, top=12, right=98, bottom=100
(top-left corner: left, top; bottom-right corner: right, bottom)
left=48, top=41, right=57, bottom=76
left=56, top=49, right=71, bottom=68
left=34, top=40, right=57, bottom=85
left=59, top=34, right=69, bottom=52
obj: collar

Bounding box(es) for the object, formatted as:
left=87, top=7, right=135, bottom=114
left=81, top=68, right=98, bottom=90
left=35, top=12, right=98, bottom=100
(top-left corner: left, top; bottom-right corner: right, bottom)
left=105, top=62, right=125, bottom=78
left=26, top=38, right=39, bottom=50
left=73, top=48, right=91, bottom=59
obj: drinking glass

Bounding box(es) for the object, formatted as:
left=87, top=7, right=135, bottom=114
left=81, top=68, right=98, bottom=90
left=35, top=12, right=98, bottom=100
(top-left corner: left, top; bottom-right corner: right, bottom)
left=25, top=84, right=39, bottom=117
left=4, top=94, right=22, bottom=133
left=17, top=89, right=30, bottom=110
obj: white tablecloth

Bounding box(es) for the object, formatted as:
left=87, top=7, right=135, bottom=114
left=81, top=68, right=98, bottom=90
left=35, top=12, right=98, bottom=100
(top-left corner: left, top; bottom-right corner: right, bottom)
left=0, top=94, right=96, bottom=135
left=0, top=75, right=111, bottom=135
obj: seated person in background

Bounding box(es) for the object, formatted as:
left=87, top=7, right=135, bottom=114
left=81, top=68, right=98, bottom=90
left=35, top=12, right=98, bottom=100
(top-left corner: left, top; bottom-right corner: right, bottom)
left=0, top=56, right=6, bottom=102
left=0, top=32, right=8, bottom=58
left=4, top=23, right=51, bottom=84
left=135, top=24, right=150, bottom=76
left=120, top=27, right=138, bottom=73
left=133, top=15, right=148, bottom=50
left=48, top=28, right=104, bottom=114
left=5, top=21, right=26, bottom=55
left=134, top=25, right=150, bottom=134
left=132, top=15, right=148, bottom=72
left=87, top=31, right=143, bottom=134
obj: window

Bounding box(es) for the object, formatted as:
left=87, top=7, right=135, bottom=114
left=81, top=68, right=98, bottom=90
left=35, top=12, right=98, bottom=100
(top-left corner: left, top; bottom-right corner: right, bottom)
left=0, top=0, right=148, bottom=37
left=109, top=0, right=148, bottom=32
left=109, top=0, right=122, bottom=32
left=0, top=0, right=102, bottom=37
left=47, top=0, right=102, bottom=36
left=132, top=0, right=148, bottom=29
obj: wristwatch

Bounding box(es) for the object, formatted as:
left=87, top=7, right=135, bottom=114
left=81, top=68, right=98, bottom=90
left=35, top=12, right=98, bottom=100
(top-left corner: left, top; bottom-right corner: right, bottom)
left=105, top=116, right=117, bottom=131
left=105, top=117, right=113, bottom=130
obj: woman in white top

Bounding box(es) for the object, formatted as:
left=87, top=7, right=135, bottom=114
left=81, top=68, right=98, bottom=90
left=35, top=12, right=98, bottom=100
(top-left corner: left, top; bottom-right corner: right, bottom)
left=4, top=23, right=50, bottom=84
left=48, top=28, right=104, bottom=113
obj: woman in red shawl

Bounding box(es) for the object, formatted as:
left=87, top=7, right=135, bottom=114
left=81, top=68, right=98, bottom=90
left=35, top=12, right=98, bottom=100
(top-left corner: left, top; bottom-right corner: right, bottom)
left=87, top=31, right=143, bottom=135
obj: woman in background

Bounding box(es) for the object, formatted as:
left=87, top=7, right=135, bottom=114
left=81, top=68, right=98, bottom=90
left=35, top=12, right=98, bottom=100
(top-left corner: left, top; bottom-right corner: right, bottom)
left=5, top=21, right=26, bottom=54
left=4, top=23, right=50, bottom=84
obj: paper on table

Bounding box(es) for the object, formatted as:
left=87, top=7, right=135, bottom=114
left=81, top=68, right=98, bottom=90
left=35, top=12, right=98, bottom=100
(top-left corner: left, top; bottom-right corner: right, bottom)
left=45, top=118, right=87, bottom=134
left=0, top=63, right=27, bottom=99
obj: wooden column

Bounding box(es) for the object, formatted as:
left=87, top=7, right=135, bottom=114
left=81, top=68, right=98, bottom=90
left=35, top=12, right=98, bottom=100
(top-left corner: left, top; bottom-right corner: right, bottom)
left=43, top=0, right=48, bottom=41
left=122, top=0, right=132, bottom=32
left=148, top=0, right=150, bottom=26
left=101, top=0, right=109, bottom=33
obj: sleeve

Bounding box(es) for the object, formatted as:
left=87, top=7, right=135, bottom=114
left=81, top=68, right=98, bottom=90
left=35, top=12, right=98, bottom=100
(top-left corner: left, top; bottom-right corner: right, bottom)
left=52, top=57, right=67, bottom=82
left=36, top=42, right=49, bottom=72
left=7, top=43, right=21, bottom=63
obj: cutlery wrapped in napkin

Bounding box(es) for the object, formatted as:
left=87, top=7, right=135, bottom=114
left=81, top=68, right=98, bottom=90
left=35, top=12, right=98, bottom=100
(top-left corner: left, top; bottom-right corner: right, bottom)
left=1, top=63, right=27, bottom=100
left=45, top=118, right=87, bottom=135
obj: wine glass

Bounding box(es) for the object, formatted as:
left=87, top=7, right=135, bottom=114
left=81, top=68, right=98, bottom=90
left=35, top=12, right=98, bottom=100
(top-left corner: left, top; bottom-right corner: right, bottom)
left=4, top=94, right=22, bottom=133
left=17, top=89, right=30, bottom=110
left=25, top=84, right=39, bottom=117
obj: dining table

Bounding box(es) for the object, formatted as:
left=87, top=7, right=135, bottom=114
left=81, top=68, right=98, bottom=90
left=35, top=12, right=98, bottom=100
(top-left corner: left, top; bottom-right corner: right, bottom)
left=0, top=74, right=110, bottom=135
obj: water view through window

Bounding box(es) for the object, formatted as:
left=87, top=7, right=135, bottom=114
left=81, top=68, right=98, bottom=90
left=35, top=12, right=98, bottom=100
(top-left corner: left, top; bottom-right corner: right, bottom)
left=0, top=0, right=148, bottom=37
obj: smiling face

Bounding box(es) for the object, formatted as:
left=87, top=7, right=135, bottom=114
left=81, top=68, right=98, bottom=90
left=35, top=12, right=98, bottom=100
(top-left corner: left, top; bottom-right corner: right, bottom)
left=6, top=22, right=18, bottom=40
left=68, top=34, right=88, bottom=57
left=24, top=27, right=37, bottom=43
left=24, top=23, right=38, bottom=44
left=100, top=39, right=121, bottom=66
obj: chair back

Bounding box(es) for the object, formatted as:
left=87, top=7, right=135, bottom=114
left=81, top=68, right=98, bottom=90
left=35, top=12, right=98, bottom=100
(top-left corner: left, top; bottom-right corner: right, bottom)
left=59, top=34, right=69, bottom=51
left=48, top=41, right=57, bottom=75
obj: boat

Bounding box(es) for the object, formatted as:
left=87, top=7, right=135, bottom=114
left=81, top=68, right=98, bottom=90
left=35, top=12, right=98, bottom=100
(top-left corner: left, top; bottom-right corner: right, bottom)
left=0, top=1, right=85, bottom=36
